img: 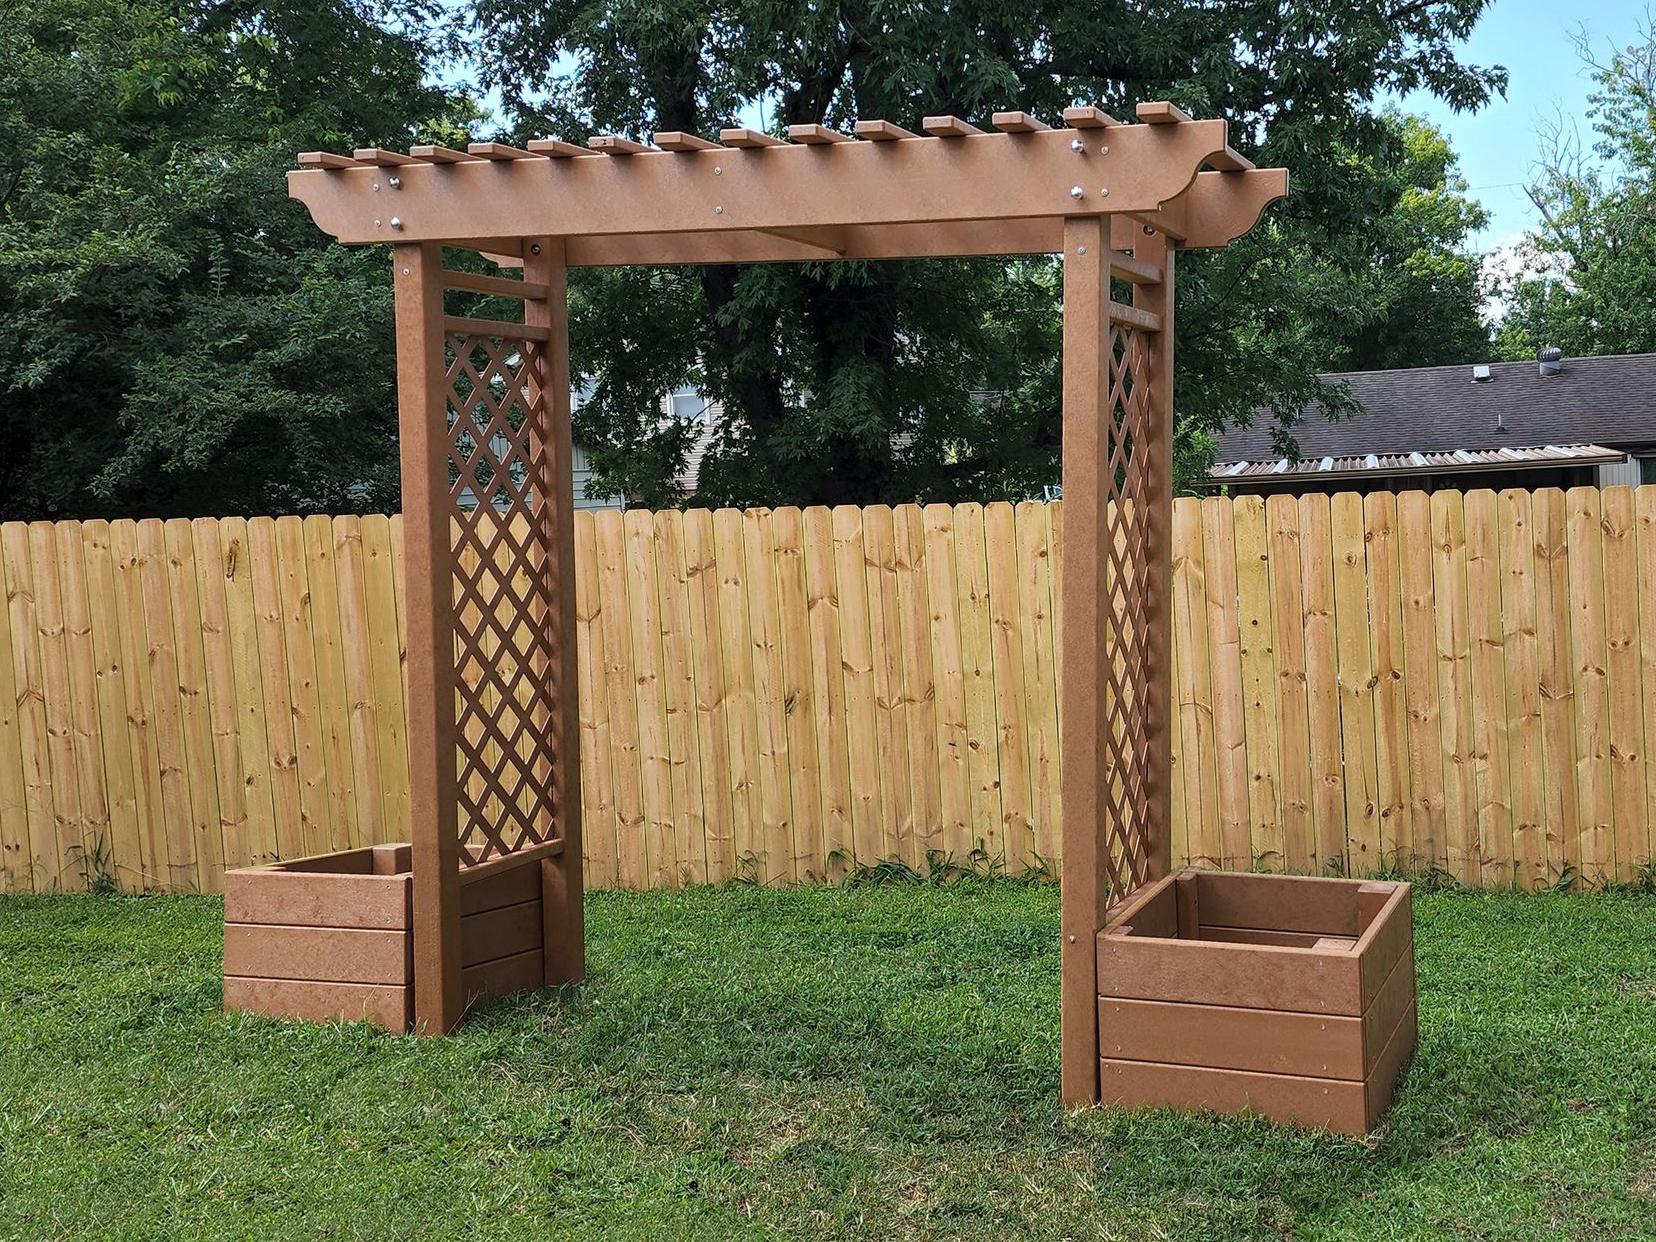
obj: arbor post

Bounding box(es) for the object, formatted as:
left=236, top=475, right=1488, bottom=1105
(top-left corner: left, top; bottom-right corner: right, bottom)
left=394, top=241, right=465, bottom=1033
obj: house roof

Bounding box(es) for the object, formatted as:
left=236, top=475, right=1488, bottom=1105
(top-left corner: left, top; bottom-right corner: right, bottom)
left=1214, top=352, right=1656, bottom=465
left=1209, top=443, right=1625, bottom=485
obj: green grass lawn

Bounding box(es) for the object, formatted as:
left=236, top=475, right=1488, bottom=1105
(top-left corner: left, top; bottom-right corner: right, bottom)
left=1, top=883, right=1653, bottom=1241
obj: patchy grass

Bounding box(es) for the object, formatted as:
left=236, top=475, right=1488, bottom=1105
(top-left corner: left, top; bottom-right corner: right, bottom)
left=1, top=884, right=1653, bottom=1240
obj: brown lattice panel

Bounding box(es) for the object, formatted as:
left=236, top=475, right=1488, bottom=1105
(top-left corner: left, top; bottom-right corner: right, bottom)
left=445, top=332, right=562, bottom=864
left=1100, top=323, right=1156, bottom=900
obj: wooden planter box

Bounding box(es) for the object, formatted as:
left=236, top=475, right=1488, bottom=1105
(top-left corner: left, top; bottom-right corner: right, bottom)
left=223, top=843, right=550, bottom=1033
left=1096, top=869, right=1416, bottom=1135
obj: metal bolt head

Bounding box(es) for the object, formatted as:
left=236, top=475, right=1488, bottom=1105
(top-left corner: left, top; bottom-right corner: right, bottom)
left=529, top=242, right=542, bottom=255
left=714, top=204, right=724, bottom=214
left=401, top=266, right=411, bottom=276
left=1070, top=138, right=1085, bottom=152
left=1098, top=187, right=1109, bottom=197
left=388, top=176, right=402, bottom=189
left=389, top=216, right=403, bottom=230
left=1098, top=144, right=1109, bottom=155
left=1069, top=185, right=1084, bottom=199
left=713, top=166, right=723, bottom=176
left=1076, top=245, right=1087, bottom=255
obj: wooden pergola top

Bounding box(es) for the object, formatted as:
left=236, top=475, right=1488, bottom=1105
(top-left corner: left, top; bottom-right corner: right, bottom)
left=290, top=102, right=1287, bottom=264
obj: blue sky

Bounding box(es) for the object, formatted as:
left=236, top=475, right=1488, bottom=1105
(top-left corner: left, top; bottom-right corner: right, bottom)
left=1397, top=0, right=1646, bottom=251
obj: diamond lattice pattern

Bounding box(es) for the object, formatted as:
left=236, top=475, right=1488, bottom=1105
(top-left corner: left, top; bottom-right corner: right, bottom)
left=1101, top=324, right=1156, bottom=900
left=445, top=333, right=561, bottom=864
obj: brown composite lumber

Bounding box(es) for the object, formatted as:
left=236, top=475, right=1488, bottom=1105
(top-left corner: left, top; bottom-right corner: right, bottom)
left=457, top=836, right=563, bottom=884
left=1364, top=1000, right=1418, bottom=1129
left=395, top=240, right=465, bottom=1033
left=787, top=124, right=851, bottom=144
left=1136, top=101, right=1193, bottom=125
left=522, top=233, right=587, bottom=988
left=922, top=116, right=983, bottom=137
left=439, top=269, right=551, bottom=300
left=298, top=152, right=361, bottom=169
left=1362, top=949, right=1417, bottom=1069
left=1195, top=926, right=1352, bottom=949
left=461, top=947, right=543, bottom=1003
left=1355, top=884, right=1413, bottom=1009
left=853, top=120, right=917, bottom=140
left=440, top=315, right=550, bottom=343
left=720, top=127, right=783, bottom=148
left=527, top=138, right=592, bottom=158
left=992, top=111, right=1048, bottom=132
left=1192, top=869, right=1368, bottom=936
left=469, top=142, right=539, bottom=160
left=1106, top=300, right=1161, bottom=333
left=588, top=134, right=650, bottom=154
left=223, top=869, right=411, bottom=930
left=224, top=977, right=412, bottom=1032
left=1100, top=1056, right=1370, bottom=1134
left=1062, top=106, right=1118, bottom=128
left=1207, top=146, right=1255, bottom=172
left=653, top=131, right=719, bottom=151
left=409, top=144, right=475, bottom=163
left=557, top=171, right=1282, bottom=262
left=289, top=122, right=1241, bottom=245
left=1110, top=252, right=1162, bottom=284
left=1058, top=215, right=1113, bottom=1109
left=353, top=148, right=418, bottom=166
left=1100, top=995, right=1368, bottom=1079
left=223, top=924, right=412, bottom=985
left=459, top=899, right=542, bottom=967
left=458, top=855, right=542, bottom=914
left=1098, top=929, right=1364, bottom=1014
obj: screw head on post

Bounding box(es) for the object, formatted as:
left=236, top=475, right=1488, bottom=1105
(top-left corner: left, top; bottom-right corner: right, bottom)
left=1069, top=186, right=1084, bottom=200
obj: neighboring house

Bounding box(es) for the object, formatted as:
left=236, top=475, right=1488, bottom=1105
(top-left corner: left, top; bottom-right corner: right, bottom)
left=1206, top=351, right=1656, bottom=496
left=570, top=383, right=717, bottom=510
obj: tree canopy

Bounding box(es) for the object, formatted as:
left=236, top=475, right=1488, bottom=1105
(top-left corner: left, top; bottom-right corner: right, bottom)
left=0, top=0, right=1505, bottom=517
left=1496, top=17, right=1656, bottom=361
left=456, top=0, right=1503, bottom=500
left=0, top=0, right=470, bottom=518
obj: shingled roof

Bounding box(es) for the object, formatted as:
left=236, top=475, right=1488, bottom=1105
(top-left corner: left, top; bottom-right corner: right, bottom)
left=1215, top=352, right=1656, bottom=463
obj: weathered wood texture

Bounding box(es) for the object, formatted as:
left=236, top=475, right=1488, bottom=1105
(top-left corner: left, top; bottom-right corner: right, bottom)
left=3, top=485, right=1654, bottom=894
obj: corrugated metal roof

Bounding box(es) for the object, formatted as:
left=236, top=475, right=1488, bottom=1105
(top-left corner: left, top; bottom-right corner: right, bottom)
left=1207, top=443, right=1626, bottom=484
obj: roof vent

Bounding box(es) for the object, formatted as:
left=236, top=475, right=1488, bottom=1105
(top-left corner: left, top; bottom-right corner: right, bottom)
left=1539, top=346, right=1563, bottom=377
left=1471, top=364, right=1492, bottom=383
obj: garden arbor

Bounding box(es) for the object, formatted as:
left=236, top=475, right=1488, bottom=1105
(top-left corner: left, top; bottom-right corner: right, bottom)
left=287, top=103, right=1287, bottom=1109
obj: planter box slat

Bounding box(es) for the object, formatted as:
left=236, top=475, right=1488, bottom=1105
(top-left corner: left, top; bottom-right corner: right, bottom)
left=1100, top=1056, right=1371, bottom=1133
left=224, top=977, right=413, bottom=1033
left=459, top=856, right=544, bottom=915
left=224, top=924, right=412, bottom=985
left=1099, top=997, right=1367, bottom=1079
left=1190, top=871, right=1363, bottom=936
left=462, top=947, right=543, bottom=1003
left=224, top=871, right=412, bottom=930
left=460, top=899, right=543, bottom=968
left=1097, top=932, right=1364, bottom=1014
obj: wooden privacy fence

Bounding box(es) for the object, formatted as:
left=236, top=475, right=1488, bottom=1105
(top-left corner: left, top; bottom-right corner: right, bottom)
left=1, top=488, right=1653, bottom=897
